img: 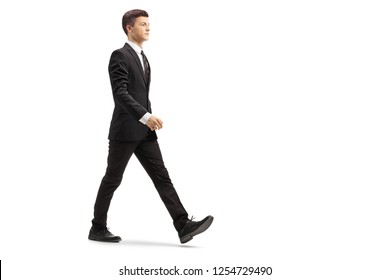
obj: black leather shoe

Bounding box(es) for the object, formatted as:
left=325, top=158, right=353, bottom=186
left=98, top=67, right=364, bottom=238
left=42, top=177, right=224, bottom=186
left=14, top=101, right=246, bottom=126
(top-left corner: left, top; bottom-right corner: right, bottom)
left=178, top=215, right=213, bottom=244
left=88, top=227, right=122, bottom=242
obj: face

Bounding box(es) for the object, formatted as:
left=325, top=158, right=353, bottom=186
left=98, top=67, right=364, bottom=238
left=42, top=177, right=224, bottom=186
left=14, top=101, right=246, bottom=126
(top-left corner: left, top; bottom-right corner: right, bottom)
left=127, top=16, right=150, bottom=44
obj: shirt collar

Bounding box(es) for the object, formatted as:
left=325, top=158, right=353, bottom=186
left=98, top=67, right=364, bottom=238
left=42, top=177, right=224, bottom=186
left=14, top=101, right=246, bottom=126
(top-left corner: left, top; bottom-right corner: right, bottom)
left=126, top=40, right=143, bottom=54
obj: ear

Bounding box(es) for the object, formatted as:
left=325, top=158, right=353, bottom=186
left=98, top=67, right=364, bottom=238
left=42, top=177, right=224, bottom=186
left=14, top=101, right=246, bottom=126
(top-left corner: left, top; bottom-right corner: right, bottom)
left=126, top=25, right=132, bottom=33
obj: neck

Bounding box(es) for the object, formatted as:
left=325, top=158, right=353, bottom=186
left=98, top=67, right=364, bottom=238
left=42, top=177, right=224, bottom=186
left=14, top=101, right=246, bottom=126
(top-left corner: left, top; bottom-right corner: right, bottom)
left=128, top=37, right=143, bottom=48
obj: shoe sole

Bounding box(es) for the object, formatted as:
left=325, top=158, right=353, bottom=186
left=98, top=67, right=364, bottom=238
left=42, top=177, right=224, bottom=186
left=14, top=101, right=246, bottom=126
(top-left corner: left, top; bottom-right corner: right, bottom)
left=88, top=236, right=122, bottom=242
left=180, top=216, right=214, bottom=244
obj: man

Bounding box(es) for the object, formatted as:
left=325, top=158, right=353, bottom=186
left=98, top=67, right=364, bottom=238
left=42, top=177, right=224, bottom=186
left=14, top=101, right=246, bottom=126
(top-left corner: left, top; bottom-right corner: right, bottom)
left=89, top=9, right=213, bottom=244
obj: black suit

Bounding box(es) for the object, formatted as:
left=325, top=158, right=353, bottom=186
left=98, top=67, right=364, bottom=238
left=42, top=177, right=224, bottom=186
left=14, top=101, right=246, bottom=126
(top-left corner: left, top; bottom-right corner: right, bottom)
left=92, top=43, right=188, bottom=231
left=108, top=43, right=152, bottom=141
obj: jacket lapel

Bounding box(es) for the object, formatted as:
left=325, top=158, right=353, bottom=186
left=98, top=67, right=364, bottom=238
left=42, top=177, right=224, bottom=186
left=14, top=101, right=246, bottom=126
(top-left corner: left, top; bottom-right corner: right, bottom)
left=124, top=43, right=149, bottom=86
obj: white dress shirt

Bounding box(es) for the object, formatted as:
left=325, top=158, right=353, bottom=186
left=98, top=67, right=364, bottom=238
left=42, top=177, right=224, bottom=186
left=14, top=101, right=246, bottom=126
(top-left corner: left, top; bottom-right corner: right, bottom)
left=126, top=40, right=151, bottom=125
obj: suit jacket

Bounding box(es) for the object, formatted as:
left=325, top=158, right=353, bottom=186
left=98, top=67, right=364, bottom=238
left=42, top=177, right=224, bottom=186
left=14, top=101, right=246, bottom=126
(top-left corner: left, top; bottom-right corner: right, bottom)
left=107, top=43, right=156, bottom=141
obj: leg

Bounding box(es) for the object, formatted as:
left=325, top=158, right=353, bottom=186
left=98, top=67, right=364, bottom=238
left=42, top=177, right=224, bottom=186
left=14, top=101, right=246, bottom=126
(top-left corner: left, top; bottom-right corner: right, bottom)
left=134, top=138, right=188, bottom=231
left=92, top=140, right=137, bottom=229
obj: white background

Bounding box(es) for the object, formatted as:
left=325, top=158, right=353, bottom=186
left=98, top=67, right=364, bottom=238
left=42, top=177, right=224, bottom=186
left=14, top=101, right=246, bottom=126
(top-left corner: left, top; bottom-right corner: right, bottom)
left=0, top=0, right=389, bottom=279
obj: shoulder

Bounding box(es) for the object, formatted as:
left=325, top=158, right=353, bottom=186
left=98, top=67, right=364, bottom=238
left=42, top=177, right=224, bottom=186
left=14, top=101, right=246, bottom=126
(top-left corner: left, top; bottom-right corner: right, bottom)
left=111, top=45, right=128, bottom=58
left=109, top=46, right=128, bottom=66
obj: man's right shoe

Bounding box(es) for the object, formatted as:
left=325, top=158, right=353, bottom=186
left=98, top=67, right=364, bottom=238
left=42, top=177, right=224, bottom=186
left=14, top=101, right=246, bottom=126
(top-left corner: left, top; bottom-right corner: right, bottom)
left=178, top=215, right=214, bottom=244
left=88, top=227, right=122, bottom=242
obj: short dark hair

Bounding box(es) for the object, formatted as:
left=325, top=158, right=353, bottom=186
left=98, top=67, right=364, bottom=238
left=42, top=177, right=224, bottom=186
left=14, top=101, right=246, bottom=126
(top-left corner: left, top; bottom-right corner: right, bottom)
left=122, top=9, right=149, bottom=35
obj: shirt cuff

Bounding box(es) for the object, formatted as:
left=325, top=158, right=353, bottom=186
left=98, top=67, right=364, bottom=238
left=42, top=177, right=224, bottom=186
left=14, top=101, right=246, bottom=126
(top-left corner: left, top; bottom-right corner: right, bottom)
left=139, top=112, right=151, bottom=125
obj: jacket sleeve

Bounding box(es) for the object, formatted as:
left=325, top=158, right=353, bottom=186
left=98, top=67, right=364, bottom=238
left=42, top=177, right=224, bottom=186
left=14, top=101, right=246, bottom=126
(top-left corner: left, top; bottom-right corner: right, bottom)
left=108, top=50, right=148, bottom=120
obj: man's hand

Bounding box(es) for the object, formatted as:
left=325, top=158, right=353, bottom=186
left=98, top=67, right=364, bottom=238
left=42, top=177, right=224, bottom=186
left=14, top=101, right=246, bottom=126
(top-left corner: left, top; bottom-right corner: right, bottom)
left=146, top=115, right=163, bottom=131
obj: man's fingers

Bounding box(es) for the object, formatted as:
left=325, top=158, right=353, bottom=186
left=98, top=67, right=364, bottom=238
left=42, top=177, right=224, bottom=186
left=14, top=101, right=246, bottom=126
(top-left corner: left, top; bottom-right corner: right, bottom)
left=147, top=116, right=163, bottom=130
left=156, top=118, right=163, bottom=127
left=154, top=118, right=163, bottom=129
left=149, top=122, right=161, bottom=130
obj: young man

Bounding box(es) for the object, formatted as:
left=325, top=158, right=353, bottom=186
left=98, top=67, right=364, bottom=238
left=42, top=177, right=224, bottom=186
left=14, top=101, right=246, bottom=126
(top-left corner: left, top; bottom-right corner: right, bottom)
left=89, top=9, right=213, bottom=244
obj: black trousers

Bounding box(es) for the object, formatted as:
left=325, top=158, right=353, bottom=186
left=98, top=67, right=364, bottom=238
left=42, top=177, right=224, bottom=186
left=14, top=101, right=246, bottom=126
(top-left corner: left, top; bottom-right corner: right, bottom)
left=92, top=133, right=188, bottom=231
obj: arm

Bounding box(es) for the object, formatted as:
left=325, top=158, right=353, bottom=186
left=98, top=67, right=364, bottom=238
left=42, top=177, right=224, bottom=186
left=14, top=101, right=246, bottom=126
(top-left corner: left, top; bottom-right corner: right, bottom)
left=108, top=51, right=148, bottom=120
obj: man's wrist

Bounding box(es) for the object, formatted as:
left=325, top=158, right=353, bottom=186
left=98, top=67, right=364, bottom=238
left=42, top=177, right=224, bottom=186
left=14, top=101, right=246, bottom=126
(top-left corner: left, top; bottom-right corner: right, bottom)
left=139, top=112, right=152, bottom=125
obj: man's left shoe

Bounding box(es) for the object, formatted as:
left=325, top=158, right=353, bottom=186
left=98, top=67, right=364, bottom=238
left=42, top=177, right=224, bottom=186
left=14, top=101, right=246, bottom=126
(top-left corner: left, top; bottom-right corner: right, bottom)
left=178, top=215, right=214, bottom=244
left=88, top=227, right=122, bottom=242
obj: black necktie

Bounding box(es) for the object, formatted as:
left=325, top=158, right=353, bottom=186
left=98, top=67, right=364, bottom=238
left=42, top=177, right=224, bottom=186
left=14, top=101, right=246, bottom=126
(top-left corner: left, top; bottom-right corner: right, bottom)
left=141, top=50, right=150, bottom=81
